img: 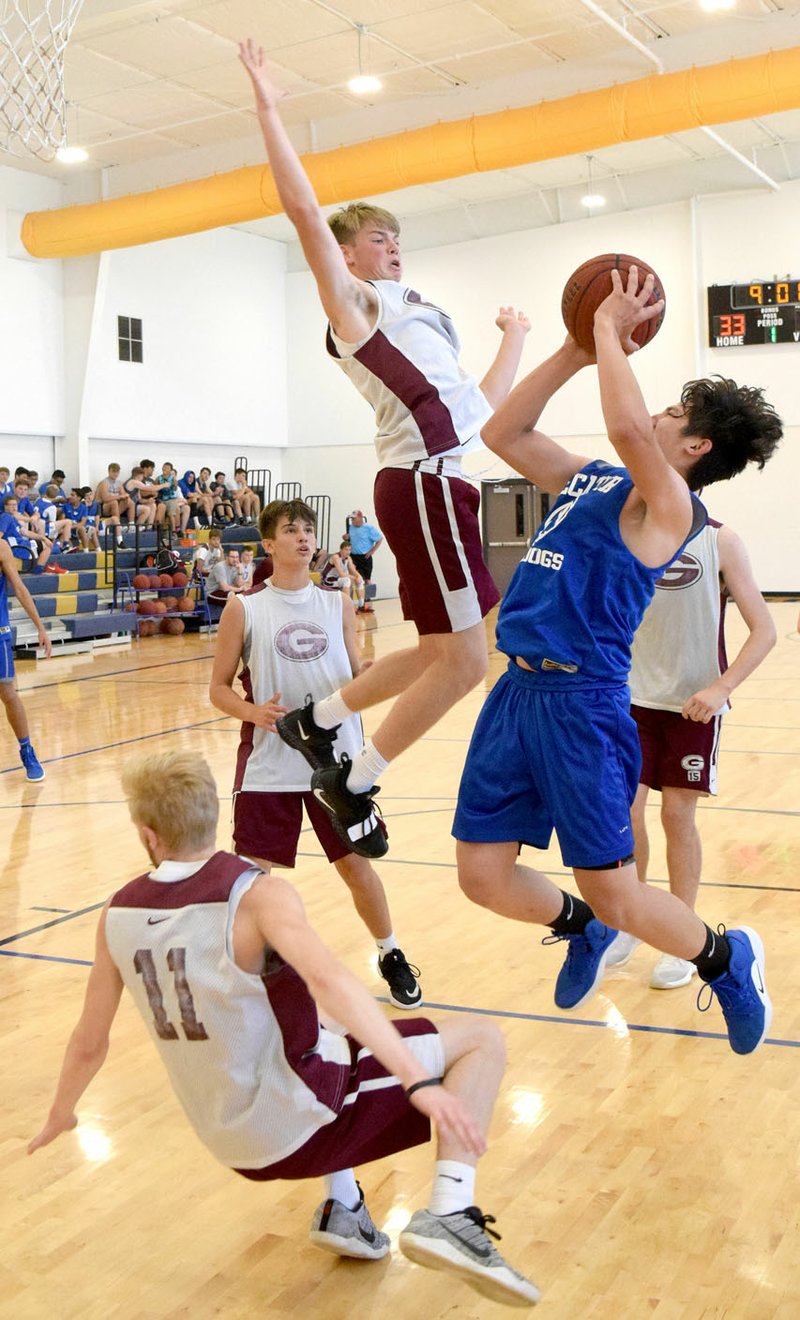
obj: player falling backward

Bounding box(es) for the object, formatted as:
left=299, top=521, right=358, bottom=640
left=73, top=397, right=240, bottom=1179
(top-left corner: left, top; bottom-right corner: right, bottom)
left=453, top=267, right=781, bottom=1055
left=29, top=751, right=540, bottom=1309
left=239, top=38, right=530, bottom=861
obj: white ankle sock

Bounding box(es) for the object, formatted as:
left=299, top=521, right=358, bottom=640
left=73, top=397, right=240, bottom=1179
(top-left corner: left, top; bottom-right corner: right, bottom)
left=376, top=933, right=398, bottom=958
left=427, top=1160, right=476, bottom=1217
left=313, top=691, right=355, bottom=730
left=345, top=740, right=390, bottom=794
left=325, top=1169, right=360, bottom=1211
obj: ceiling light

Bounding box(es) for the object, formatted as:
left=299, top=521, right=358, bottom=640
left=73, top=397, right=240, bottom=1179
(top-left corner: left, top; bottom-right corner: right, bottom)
left=581, top=193, right=606, bottom=208
left=699, top=0, right=736, bottom=11
left=56, top=144, right=88, bottom=163
left=348, top=23, right=382, bottom=96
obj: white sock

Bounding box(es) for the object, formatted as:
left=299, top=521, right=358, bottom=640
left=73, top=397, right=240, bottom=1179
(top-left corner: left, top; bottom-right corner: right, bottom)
left=313, top=691, right=354, bottom=731
left=376, top=933, right=398, bottom=958
left=427, top=1160, right=476, bottom=1217
left=324, top=1169, right=360, bottom=1211
left=345, top=740, right=390, bottom=794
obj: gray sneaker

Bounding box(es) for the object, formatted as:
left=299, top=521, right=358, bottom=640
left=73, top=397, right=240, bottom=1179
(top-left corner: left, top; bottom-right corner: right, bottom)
left=309, top=1190, right=390, bottom=1261
left=399, top=1206, right=540, bottom=1307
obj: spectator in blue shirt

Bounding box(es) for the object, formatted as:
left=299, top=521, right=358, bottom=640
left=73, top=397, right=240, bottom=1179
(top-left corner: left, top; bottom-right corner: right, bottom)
left=347, top=510, right=383, bottom=600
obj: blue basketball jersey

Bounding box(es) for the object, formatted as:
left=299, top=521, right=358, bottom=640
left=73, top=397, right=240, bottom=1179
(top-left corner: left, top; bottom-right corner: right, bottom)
left=496, top=461, right=706, bottom=687
left=0, top=568, right=10, bottom=630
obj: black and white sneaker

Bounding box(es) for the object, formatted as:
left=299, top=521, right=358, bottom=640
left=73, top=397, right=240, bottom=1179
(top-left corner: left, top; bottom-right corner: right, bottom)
left=276, top=694, right=339, bottom=772
left=399, top=1206, right=540, bottom=1307
left=309, top=1187, right=390, bottom=1261
left=311, top=755, right=388, bottom=859
left=379, top=948, right=422, bottom=1009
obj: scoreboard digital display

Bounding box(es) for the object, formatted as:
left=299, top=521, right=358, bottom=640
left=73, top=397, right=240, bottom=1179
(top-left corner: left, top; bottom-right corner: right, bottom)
left=707, top=281, right=800, bottom=347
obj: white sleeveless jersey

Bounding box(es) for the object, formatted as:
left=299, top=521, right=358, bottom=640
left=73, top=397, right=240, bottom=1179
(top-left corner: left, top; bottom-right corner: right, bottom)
left=326, top=280, right=492, bottom=469
left=105, top=852, right=353, bottom=1170
left=629, top=521, right=729, bottom=714
left=235, top=581, right=363, bottom=792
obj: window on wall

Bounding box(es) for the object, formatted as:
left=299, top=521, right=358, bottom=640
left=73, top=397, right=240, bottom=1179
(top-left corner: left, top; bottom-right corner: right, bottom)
left=118, top=315, right=143, bottom=363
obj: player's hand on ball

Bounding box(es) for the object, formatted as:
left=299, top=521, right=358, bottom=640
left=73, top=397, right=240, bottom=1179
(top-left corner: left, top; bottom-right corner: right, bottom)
left=595, top=267, right=664, bottom=354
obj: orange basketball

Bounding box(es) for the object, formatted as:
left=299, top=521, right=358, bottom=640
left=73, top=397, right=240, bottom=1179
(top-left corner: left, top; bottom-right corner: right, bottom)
left=151, top=599, right=167, bottom=615
left=172, top=571, right=188, bottom=588
left=162, top=596, right=179, bottom=612
left=138, top=619, right=158, bottom=637
left=561, top=253, right=665, bottom=354
left=176, top=596, right=195, bottom=613
left=160, top=617, right=185, bottom=635
left=159, top=573, right=174, bottom=588
left=133, top=573, right=150, bottom=589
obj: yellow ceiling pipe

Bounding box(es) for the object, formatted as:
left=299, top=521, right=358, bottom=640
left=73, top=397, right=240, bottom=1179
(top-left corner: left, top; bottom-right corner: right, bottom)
left=22, top=45, right=800, bottom=259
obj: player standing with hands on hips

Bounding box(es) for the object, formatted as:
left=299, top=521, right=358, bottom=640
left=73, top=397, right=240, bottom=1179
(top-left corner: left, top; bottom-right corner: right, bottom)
left=453, top=265, right=781, bottom=1055
left=238, top=38, right=530, bottom=860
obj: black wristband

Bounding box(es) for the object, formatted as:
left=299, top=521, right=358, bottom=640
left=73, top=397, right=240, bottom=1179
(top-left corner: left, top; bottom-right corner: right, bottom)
left=405, top=1076, right=445, bottom=1099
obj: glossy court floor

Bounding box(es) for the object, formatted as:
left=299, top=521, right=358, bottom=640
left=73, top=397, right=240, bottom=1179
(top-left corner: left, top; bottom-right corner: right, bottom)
left=3, top=601, right=799, bottom=1319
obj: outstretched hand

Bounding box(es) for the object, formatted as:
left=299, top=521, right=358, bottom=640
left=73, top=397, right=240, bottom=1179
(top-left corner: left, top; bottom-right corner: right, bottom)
left=238, top=38, right=286, bottom=110
left=495, top=306, right=531, bottom=337
left=408, top=1085, right=487, bottom=1159
left=594, top=266, right=664, bottom=355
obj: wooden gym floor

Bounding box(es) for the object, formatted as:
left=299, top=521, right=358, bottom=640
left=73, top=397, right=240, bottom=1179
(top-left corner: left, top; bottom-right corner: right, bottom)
left=3, top=601, right=799, bottom=1319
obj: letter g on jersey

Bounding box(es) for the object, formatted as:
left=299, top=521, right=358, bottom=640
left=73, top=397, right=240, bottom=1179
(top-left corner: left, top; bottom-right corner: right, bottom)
left=274, top=620, right=329, bottom=662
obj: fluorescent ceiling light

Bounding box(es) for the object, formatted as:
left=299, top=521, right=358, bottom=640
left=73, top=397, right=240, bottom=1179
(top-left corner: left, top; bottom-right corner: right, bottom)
left=56, top=144, right=88, bottom=163
left=581, top=193, right=606, bottom=208
left=347, top=74, right=382, bottom=95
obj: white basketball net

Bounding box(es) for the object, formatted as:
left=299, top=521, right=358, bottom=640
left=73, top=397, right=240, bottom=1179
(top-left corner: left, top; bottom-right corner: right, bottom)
left=0, top=0, right=85, bottom=161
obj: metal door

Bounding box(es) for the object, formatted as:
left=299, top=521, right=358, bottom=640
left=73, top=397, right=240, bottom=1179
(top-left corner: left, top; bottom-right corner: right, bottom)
left=481, top=479, right=550, bottom=596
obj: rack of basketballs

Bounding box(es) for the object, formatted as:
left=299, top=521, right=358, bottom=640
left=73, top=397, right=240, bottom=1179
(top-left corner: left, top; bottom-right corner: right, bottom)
left=120, top=564, right=211, bottom=638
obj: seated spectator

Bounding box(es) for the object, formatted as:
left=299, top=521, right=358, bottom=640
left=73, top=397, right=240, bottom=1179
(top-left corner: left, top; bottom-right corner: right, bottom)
left=62, top=489, right=101, bottom=551
left=78, top=488, right=101, bottom=544
left=238, top=545, right=256, bottom=588
left=252, top=550, right=274, bottom=585
left=156, top=461, right=190, bottom=534
left=33, top=486, right=72, bottom=552
left=179, top=471, right=212, bottom=528
left=12, top=480, right=36, bottom=518
left=212, top=472, right=240, bottom=524
left=0, top=467, right=12, bottom=498
left=1, top=496, right=64, bottom=574
left=192, top=529, right=224, bottom=578
left=38, top=470, right=67, bottom=503
left=206, top=547, right=246, bottom=606
left=233, top=468, right=261, bottom=524
left=124, top=467, right=157, bottom=530
left=95, top=464, right=133, bottom=545
left=322, top=538, right=367, bottom=611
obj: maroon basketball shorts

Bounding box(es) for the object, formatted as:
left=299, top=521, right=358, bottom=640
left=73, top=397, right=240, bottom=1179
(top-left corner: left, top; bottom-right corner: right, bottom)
left=374, top=464, right=499, bottom=636
left=233, top=790, right=351, bottom=867
left=234, top=1018, right=443, bottom=1180
left=632, top=703, right=722, bottom=795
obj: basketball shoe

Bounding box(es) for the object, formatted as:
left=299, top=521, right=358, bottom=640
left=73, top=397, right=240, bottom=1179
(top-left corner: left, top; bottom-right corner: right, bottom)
left=311, top=755, right=388, bottom=859
left=378, top=948, right=422, bottom=1009
left=548, top=918, right=619, bottom=1010
left=309, top=1188, right=390, bottom=1261
left=650, top=954, right=696, bottom=990
left=276, top=694, right=339, bottom=772
left=605, top=931, right=640, bottom=969
left=399, top=1206, right=540, bottom=1306
left=19, top=742, right=45, bottom=782
left=701, top=926, right=771, bottom=1055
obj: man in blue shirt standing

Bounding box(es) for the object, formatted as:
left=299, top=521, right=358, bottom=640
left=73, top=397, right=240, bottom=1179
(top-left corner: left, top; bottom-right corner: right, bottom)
left=347, top=510, right=383, bottom=614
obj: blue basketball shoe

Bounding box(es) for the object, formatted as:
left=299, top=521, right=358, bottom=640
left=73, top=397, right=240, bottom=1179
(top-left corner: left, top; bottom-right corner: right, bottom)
left=702, top=927, right=771, bottom=1055
left=19, top=742, right=45, bottom=782
left=548, top=918, right=619, bottom=1010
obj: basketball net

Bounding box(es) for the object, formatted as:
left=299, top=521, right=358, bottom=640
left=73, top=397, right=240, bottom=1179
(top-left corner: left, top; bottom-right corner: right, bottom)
left=0, top=0, right=85, bottom=162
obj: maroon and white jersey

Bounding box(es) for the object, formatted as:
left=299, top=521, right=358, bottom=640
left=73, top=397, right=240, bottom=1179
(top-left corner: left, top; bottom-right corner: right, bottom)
left=629, top=521, right=729, bottom=714
left=326, top=280, right=492, bottom=470
left=104, top=851, right=355, bottom=1170
left=233, top=581, right=363, bottom=793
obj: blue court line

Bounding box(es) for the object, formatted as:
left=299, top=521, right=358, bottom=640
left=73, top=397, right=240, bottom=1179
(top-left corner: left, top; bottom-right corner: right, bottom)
left=0, top=949, right=92, bottom=966
left=0, top=901, right=105, bottom=946
left=0, top=714, right=229, bottom=776
left=376, top=996, right=798, bottom=1049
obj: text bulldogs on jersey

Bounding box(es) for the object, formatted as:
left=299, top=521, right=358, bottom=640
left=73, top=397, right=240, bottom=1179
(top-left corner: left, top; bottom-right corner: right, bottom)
left=522, top=545, right=564, bottom=571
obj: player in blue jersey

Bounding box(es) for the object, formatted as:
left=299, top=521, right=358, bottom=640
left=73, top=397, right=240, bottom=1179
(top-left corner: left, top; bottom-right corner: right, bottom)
left=0, top=538, right=52, bottom=780
left=454, top=267, right=782, bottom=1056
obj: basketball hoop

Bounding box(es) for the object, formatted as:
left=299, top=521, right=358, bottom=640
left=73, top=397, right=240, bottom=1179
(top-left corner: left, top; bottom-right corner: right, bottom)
left=0, top=0, right=86, bottom=162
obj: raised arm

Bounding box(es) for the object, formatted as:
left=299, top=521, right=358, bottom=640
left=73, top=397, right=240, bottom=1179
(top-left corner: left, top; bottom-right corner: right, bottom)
left=682, top=527, right=776, bottom=722
left=238, top=39, right=376, bottom=342
left=478, top=307, right=531, bottom=409
left=240, top=873, right=485, bottom=1154
left=481, top=337, right=592, bottom=493
left=28, top=905, right=124, bottom=1152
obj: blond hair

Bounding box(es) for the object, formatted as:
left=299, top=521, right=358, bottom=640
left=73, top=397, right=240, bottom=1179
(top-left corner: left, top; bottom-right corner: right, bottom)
left=121, top=750, right=219, bottom=853
left=327, top=202, right=400, bottom=245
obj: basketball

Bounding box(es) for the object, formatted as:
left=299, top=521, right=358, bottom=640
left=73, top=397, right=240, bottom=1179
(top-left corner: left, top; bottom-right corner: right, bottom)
left=176, top=596, right=195, bottom=613
left=159, top=572, right=174, bottom=588
left=172, top=571, right=188, bottom=588
left=151, top=599, right=168, bottom=615
left=138, top=619, right=158, bottom=637
left=561, top=253, right=665, bottom=354
left=160, top=617, right=185, bottom=635
left=132, top=573, right=150, bottom=589
left=162, top=595, right=179, bottom=612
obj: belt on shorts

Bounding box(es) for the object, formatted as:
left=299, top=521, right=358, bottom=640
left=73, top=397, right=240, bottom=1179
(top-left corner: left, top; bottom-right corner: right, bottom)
left=409, top=456, right=463, bottom=479
left=515, top=655, right=580, bottom=674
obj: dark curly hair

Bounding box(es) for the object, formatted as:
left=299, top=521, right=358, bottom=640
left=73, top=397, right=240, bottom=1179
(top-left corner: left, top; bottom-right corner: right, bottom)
left=681, top=377, right=782, bottom=490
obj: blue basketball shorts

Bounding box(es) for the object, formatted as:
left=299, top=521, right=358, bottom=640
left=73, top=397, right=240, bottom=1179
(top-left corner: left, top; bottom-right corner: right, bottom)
left=453, top=662, right=641, bottom=869
left=0, top=630, right=14, bottom=683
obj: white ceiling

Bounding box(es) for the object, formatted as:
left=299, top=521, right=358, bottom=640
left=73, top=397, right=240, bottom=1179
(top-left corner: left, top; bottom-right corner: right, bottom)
left=2, top=0, right=800, bottom=255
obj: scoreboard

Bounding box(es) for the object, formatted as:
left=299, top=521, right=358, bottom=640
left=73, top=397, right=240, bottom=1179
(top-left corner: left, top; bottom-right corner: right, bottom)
left=707, top=280, right=800, bottom=347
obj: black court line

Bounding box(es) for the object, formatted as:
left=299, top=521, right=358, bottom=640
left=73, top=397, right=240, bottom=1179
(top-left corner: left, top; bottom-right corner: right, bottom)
left=31, top=906, right=71, bottom=914
left=3, top=945, right=792, bottom=1049
left=0, top=714, right=229, bottom=776
left=17, top=651, right=216, bottom=695
left=0, top=900, right=105, bottom=946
